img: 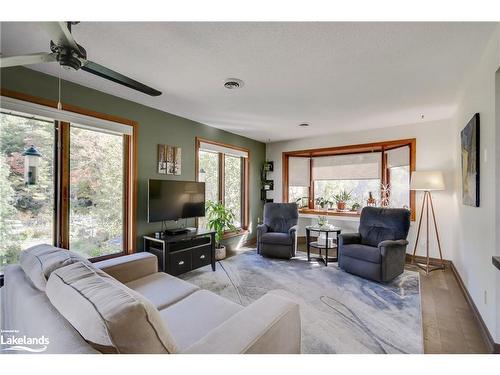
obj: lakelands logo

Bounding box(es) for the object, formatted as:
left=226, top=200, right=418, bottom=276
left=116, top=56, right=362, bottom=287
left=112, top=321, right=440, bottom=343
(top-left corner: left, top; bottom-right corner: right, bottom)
left=1, top=329, right=49, bottom=353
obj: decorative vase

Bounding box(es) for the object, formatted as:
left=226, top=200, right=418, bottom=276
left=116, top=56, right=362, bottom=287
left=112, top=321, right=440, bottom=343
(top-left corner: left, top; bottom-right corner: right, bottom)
left=215, top=245, right=226, bottom=261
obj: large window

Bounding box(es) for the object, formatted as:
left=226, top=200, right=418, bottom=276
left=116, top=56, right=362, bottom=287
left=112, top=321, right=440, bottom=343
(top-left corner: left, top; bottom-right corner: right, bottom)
left=283, top=139, right=415, bottom=219
left=69, top=126, right=125, bottom=258
left=196, top=138, right=248, bottom=230
left=0, top=94, right=137, bottom=273
left=0, top=113, right=55, bottom=271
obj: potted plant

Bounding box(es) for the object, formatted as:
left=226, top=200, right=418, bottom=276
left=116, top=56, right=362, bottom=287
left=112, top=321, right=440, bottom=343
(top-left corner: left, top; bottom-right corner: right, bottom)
left=333, top=190, right=352, bottom=211
left=205, top=201, right=237, bottom=260
left=315, top=197, right=331, bottom=210
left=351, top=202, right=361, bottom=213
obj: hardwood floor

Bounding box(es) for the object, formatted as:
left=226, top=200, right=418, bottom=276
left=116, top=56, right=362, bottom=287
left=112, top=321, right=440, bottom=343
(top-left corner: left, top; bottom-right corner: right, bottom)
left=406, top=264, right=490, bottom=354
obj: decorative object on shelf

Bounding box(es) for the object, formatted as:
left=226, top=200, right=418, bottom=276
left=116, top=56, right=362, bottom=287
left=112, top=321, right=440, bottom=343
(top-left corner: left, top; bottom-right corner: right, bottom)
left=295, top=196, right=308, bottom=209
left=262, top=180, right=274, bottom=191
left=22, top=144, right=42, bottom=185
left=380, top=183, right=391, bottom=207
left=367, top=191, right=376, bottom=206
left=205, top=200, right=237, bottom=260
left=260, top=161, right=274, bottom=202
left=158, top=144, right=182, bottom=175
left=410, top=170, right=446, bottom=274
left=263, top=161, right=274, bottom=172
left=317, top=215, right=329, bottom=228
left=461, top=113, right=480, bottom=207
left=333, top=190, right=352, bottom=211
left=315, top=197, right=331, bottom=210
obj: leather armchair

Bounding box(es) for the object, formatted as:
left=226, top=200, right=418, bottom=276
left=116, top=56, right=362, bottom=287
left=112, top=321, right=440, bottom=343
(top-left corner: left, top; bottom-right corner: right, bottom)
left=338, top=207, right=410, bottom=282
left=257, top=203, right=299, bottom=259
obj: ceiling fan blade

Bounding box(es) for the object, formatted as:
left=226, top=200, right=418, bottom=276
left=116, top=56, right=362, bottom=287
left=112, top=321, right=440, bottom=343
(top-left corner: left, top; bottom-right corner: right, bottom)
left=43, top=22, right=79, bottom=50
left=0, top=52, right=57, bottom=68
left=81, top=60, right=162, bottom=96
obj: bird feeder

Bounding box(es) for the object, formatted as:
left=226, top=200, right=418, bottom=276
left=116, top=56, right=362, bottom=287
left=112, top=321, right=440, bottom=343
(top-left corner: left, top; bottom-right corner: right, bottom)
left=22, top=145, right=42, bottom=185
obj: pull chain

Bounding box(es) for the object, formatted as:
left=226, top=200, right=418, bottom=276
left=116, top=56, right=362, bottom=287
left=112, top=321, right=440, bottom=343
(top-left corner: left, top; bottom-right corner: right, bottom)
left=57, top=74, right=62, bottom=110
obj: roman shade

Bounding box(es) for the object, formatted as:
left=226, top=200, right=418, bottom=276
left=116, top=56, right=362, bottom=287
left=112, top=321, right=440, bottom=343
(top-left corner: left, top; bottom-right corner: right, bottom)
left=289, top=157, right=310, bottom=187
left=199, top=141, right=248, bottom=158
left=312, top=152, right=381, bottom=180
left=1, top=96, right=133, bottom=135
left=386, top=146, right=410, bottom=168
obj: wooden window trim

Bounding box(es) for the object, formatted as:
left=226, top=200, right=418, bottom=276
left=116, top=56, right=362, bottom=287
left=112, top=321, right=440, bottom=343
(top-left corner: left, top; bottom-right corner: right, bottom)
left=195, top=137, right=250, bottom=230
left=283, top=138, right=416, bottom=221
left=0, top=88, right=138, bottom=256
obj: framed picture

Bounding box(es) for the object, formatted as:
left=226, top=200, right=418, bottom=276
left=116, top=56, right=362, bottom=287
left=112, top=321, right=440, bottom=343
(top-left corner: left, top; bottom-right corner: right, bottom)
left=461, top=113, right=480, bottom=207
left=158, top=144, right=182, bottom=176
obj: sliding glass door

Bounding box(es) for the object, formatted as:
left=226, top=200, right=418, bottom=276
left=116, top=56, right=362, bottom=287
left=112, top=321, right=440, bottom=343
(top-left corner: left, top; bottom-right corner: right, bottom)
left=69, top=125, right=125, bottom=258
left=0, top=112, right=55, bottom=272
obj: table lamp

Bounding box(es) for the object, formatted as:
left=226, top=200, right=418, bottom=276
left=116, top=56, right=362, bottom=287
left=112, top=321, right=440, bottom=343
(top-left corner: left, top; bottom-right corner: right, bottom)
left=410, top=170, right=445, bottom=274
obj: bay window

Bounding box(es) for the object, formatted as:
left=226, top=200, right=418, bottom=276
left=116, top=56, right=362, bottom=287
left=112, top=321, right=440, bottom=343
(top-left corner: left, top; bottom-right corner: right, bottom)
left=283, top=139, right=415, bottom=219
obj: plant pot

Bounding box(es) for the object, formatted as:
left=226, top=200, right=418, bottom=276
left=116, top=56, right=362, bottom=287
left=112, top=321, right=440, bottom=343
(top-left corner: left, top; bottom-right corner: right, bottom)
left=215, top=245, right=226, bottom=261
left=337, top=202, right=346, bottom=211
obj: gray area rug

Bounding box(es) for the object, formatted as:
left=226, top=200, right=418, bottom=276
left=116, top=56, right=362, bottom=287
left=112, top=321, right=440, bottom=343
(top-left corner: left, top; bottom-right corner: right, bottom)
left=180, top=249, right=423, bottom=354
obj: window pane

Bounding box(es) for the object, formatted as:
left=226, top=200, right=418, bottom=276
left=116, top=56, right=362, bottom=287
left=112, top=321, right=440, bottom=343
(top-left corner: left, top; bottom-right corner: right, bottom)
left=389, top=166, right=410, bottom=208
left=314, top=179, right=381, bottom=209
left=0, top=113, right=54, bottom=273
left=224, top=155, right=242, bottom=228
left=69, top=126, right=124, bottom=258
left=198, top=150, right=219, bottom=229
left=289, top=186, right=309, bottom=208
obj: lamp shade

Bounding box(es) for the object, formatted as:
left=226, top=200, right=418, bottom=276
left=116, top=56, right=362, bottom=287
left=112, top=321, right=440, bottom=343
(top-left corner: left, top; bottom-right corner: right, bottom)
left=410, top=171, right=445, bottom=191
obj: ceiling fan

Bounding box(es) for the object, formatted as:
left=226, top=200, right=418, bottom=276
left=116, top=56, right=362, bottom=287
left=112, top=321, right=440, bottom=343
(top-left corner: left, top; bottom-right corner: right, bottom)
left=0, top=22, right=162, bottom=97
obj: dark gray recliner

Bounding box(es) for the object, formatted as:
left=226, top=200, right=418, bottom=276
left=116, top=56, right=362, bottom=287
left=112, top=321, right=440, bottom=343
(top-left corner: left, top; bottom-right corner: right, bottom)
left=338, top=206, right=410, bottom=283
left=257, top=203, right=298, bottom=259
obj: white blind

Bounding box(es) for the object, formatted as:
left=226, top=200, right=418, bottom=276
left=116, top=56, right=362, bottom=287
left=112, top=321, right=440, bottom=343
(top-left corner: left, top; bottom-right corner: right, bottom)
left=0, top=96, right=133, bottom=135
left=386, top=146, right=410, bottom=168
left=289, top=157, right=310, bottom=187
left=312, top=152, right=381, bottom=180
left=199, top=141, right=248, bottom=158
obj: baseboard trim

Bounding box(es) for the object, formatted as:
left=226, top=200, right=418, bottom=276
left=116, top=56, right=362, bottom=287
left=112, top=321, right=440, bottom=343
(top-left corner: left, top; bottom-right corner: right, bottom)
left=404, top=253, right=451, bottom=268
left=449, top=261, right=499, bottom=354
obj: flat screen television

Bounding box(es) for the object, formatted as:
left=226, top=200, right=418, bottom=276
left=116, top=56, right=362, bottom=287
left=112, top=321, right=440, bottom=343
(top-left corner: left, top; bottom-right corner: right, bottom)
left=148, top=179, right=205, bottom=222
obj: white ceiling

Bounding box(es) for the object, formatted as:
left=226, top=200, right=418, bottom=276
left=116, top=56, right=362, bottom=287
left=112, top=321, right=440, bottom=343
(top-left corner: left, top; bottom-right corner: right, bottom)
left=0, top=22, right=497, bottom=142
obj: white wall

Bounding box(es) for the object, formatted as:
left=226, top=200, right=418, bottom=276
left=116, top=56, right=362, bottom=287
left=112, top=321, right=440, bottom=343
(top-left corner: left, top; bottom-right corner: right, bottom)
left=266, top=24, right=500, bottom=344
left=266, top=118, right=458, bottom=261
left=452, top=26, right=500, bottom=343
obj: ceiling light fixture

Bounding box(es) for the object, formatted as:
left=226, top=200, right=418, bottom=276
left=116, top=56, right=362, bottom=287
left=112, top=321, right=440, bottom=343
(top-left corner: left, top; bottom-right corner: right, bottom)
left=224, top=78, right=244, bottom=90
left=298, top=123, right=310, bottom=127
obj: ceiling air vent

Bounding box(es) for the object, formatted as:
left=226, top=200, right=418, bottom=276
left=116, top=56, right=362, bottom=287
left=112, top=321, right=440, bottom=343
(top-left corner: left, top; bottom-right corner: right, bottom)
left=224, top=78, right=244, bottom=89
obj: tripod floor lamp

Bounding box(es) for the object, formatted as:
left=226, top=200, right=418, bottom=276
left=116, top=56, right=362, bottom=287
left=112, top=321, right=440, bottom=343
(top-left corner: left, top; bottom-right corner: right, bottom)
left=410, top=170, right=446, bottom=274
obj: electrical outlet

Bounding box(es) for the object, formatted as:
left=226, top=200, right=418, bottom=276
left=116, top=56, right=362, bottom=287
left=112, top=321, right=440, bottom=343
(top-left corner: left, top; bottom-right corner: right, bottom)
left=484, top=290, right=487, bottom=305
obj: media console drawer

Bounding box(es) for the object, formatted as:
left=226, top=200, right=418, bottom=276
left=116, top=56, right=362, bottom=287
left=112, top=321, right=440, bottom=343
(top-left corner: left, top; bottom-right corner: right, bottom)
left=169, top=250, right=192, bottom=275
left=192, top=244, right=212, bottom=269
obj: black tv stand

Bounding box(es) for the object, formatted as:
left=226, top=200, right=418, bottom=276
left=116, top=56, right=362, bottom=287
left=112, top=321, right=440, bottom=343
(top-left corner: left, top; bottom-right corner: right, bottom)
left=143, top=229, right=216, bottom=276
left=165, top=227, right=189, bottom=235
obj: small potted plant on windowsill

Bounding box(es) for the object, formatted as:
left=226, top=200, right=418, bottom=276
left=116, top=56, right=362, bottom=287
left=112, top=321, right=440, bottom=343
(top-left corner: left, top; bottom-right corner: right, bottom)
left=205, top=200, right=237, bottom=260
left=333, top=190, right=352, bottom=211
left=315, top=197, right=332, bottom=211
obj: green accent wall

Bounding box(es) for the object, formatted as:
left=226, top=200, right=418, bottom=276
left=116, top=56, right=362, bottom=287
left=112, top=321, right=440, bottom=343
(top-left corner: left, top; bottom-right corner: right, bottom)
left=0, top=67, right=265, bottom=250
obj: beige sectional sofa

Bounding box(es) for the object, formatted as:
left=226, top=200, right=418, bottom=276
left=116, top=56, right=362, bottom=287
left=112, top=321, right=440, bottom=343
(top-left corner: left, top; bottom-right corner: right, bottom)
left=0, top=245, right=301, bottom=354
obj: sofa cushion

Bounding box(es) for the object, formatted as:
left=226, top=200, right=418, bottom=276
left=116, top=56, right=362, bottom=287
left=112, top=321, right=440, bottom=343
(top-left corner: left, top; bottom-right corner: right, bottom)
left=259, top=232, right=293, bottom=245
left=340, top=243, right=382, bottom=264
left=159, top=290, right=242, bottom=351
left=20, top=244, right=90, bottom=291
left=126, top=272, right=199, bottom=310
left=46, top=261, right=178, bottom=354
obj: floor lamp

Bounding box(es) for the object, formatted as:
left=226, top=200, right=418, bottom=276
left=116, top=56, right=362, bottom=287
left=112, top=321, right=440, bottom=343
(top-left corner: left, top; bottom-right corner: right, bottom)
left=410, top=170, right=446, bottom=274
